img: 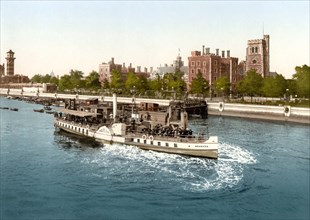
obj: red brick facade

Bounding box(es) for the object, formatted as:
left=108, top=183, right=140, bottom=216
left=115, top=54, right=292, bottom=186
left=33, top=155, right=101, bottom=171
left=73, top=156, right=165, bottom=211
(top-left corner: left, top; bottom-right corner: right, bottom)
left=188, top=49, right=241, bottom=94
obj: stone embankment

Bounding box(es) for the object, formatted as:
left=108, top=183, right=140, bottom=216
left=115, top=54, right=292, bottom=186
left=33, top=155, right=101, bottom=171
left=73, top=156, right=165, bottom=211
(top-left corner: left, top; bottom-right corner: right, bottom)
left=208, top=102, right=310, bottom=124
left=1, top=88, right=309, bottom=124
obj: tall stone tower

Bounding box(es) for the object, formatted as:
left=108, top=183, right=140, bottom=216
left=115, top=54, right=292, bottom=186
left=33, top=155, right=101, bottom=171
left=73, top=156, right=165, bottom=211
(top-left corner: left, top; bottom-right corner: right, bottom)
left=246, top=35, right=270, bottom=77
left=6, top=50, right=16, bottom=76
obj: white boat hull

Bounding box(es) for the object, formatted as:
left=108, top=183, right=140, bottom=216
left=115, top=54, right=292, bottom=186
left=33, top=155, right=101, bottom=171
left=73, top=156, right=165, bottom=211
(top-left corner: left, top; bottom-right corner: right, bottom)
left=54, top=119, right=218, bottom=159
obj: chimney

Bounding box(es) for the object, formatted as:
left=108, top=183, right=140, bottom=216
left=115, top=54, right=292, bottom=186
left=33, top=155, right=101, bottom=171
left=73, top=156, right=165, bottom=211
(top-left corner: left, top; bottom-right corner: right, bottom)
left=111, top=57, right=114, bottom=64
left=202, top=45, right=205, bottom=55
left=144, top=67, right=147, bottom=72
left=206, top=48, right=210, bottom=54
left=216, top=49, right=219, bottom=56
left=227, top=50, right=230, bottom=58
left=222, top=50, right=225, bottom=58
left=150, top=67, right=153, bottom=73
left=137, top=66, right=141, bottom=72
left=129, top=63, right=132, bottom=68
left=123, top=62, right=125, bottom=68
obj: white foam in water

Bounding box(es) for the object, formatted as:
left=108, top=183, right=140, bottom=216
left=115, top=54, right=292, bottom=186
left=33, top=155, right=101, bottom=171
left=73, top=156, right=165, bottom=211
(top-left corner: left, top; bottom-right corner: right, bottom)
left=81, top=142, right=257, bottom=192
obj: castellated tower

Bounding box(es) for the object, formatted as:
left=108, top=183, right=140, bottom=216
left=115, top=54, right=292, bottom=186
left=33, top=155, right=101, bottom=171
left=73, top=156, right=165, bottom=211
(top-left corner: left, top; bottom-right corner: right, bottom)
left=246, top=35, right=270, bottom=77
left=5, top=50, right=16, bottom=76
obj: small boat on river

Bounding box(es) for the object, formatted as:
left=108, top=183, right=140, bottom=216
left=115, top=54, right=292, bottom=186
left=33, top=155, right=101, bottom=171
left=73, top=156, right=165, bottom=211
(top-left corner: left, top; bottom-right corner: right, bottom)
left=54, top=95, right=218, bottom=159
left=34, top=109, right=44, bottom=113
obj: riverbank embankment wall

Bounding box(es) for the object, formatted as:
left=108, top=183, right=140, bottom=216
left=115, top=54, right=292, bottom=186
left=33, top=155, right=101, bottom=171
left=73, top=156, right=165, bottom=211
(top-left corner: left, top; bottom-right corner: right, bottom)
left=208, top=102, right=309, bottom=124
left=1, top=88, right=309, bottom=124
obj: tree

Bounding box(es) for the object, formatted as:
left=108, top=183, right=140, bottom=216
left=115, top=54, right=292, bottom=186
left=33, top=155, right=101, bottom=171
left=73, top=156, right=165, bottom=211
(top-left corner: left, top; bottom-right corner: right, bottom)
left=41, top=74, right=52, bottom=83
left=189, top=71, right=209, bottom=97
left=236, top=70, right=263, bottom=102
left=58, top=75, right=73, bottom=91
left=69, top=69, right=84, bottom=89
left=214, top=76, right=230, bottom=98
left=261, top=74, right=287, bottom=97
left=293, top=65, right=310, bottom=98
left=125, top=72, right=140, bottom=93
left=31, top=74, right=42, bottom=83
left=109, top=69, right=124, bottom=93
left=50, top=76, right=59, bottom=86
left=85, top=71, right=101, bottom=91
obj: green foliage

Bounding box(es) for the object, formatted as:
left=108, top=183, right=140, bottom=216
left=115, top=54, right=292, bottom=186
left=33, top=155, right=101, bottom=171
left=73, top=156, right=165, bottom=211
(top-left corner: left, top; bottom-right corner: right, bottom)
left=162, top=71, right=186, bottom=98
left=125, top=72, right=140, bottom=92
left=31, top=74, right=42, bottom=83
left=261, top=74, right=287, bottom=97
left=293, top=65, right=310, bottom=98
left=58, top=75, right=73, bottom=91
left=109, top=69, right=124, bottom=93
left=31, top=74, right=58, bottom=86
left=237, top=70, right=263, bottom=99
left=214, top=76, right=230, bottom=97
left=69, top=69, right=84, bottom=89
left=85, top=71, right=101, bottom=91
left=189, top=71, right=209, bottom=97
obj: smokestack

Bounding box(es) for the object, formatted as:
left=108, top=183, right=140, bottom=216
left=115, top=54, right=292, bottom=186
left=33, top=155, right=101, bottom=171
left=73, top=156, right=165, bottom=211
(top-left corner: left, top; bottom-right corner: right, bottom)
left=113, top=93, right=117, bottom=121
left=216, top=49, right=219, bottom=56
left=222, top=50, right=225, bottom=58
left=227, top=50, right=230, bottom=58
left=202, top=45, right=205, bottom=55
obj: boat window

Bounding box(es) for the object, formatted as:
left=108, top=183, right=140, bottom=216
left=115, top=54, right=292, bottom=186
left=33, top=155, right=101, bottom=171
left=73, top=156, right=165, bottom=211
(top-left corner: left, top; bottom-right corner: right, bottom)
left=174, top=143, right=177, bottom=148
left=158, top=142, right=161, bottom=146
left=166, top=143, right=169, bottom=147
left=137, top=139, right=140, bottom=143
left=150, top=141, right=153, bottom=145
left=144, top=140, right=147, bottom=144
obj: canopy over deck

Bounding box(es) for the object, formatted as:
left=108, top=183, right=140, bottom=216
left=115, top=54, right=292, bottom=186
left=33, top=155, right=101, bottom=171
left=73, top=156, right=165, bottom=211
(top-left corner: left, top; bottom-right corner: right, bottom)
left=58, top=108, right=98, bottom=117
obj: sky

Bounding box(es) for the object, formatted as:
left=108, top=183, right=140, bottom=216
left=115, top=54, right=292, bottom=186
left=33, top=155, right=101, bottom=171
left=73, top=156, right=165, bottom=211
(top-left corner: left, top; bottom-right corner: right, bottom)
left=0, top=1, right=309, bottom=79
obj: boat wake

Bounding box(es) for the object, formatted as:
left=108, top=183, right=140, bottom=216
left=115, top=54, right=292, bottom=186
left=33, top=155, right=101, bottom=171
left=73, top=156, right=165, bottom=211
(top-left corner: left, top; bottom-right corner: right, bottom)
left=80, top=142, right=257, bottom=192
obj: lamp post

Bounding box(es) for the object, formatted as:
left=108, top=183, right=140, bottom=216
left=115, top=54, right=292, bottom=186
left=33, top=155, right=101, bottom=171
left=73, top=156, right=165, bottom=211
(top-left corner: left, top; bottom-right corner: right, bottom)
left=221, top=87, right=224, bottom=102
left=286, top=88, right=289, bottom=105
left=130, top=86, right=136, bottom=116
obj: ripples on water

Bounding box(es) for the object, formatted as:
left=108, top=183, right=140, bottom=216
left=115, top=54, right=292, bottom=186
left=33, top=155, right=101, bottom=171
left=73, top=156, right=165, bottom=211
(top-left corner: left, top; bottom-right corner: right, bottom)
left=54, top=131, right=257, bottom=193
left=1, top=97, right=309, bottom=219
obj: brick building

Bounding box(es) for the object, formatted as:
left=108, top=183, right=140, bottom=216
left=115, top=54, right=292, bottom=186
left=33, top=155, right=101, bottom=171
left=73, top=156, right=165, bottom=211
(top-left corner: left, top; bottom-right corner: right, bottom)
left=98, top=57, right=150, bottom=85
left=188, top=46, right=241, bottom=95
left=246, top=35, right=270, bottom=77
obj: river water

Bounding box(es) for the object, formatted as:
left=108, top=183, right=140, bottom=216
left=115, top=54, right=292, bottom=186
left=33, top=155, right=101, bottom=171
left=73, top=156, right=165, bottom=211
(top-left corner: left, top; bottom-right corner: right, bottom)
left=0, top=97, right=309, bottom=220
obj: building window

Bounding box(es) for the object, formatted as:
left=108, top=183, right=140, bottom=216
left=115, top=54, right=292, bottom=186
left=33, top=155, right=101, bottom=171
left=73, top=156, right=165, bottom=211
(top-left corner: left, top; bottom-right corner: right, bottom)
left=203, top=61, right=206, bottom=66
left=191, top=69, right=195, bottom=74
left=197, top=61, right=200, bottom=66
left=197, top=69, right=200, bottom=74
left=191, top=61, right=195, bottom=66
left=255, top=47, right=258, bottom=53
left=214, top=76, right=217, bottom=81
left=214, top=60, right=218, bottom=65
left=203, top=69, right=206, bottom=74
left=215, top=68, right=217, bottom=73
left=252, top=59, right=257, bottom=64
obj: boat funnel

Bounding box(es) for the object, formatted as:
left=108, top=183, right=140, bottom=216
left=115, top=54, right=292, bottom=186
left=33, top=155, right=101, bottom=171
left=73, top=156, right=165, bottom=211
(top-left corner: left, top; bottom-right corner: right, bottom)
left=113, top=93, right=117, bottom=120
